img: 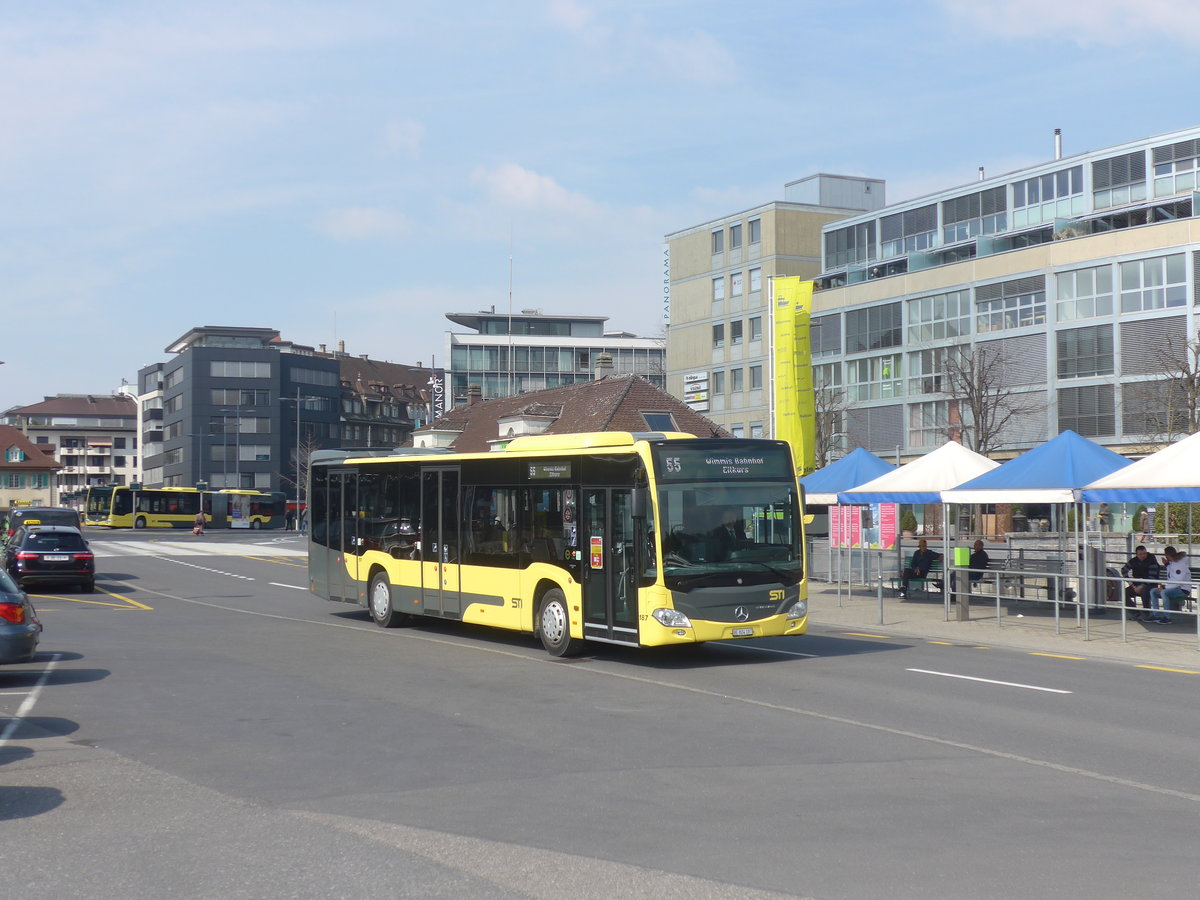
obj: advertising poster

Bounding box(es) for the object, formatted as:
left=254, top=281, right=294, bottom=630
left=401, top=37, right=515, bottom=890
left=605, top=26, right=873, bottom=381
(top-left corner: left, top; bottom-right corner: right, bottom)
left=846, top=505, right=863, bottom=548
left=829, top=505, right=845, bottom=548
left=878, top=503, right=899, bottom=551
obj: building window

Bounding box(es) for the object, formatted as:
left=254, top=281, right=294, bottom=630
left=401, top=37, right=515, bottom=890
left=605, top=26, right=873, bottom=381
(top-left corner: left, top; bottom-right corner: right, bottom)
left=907, top=290, right=971, bottom=342
left=812, top=314, right=842, bottom=358
left=730, top=425, right=745, bottom=438
left=212, top=389, right=271, bottom=406
left=1153, top=138, right=1200, bottom=198
left=7, top=474, right=24, bottom=488
left=5, top=448, right=25, bottom=462
left=729, top=223, right=742, bottom=250
left=712, top=276, right=725, bottom=302
left=163, top=368, right=184, bottom=390
left=942, top=186, right=1007, bottom=243
left=1092, top=151, right=1147, bottom=210
left=731, top=320, right=743, bottom=345
left=712, top=229, right=724, bottom=254
left=210, top=360, right=271, bottom=378
left=163, top=394, right=184, bottom=414
left=1059, top=384, right=1115, bottom=437
left=731, top=271, right=743, bottom=297
left=1011, top=165, right=1084, bottom=228
left=976, top=277, right=1046, bottom=333
left=642, top=412, right=676, bottom=431
left=749, top=218, right=761, bottom=245
left=907, top=345, right=963, bottom=395
left=846, top=302, right=902, bottom=352
left=749, top=267, right=761, bottom=293
left=712, top=323, right=724, bottom=348
left=730, top=368, right=744, bottom=392
left=847, top=354, right=902, bottom=401
left=1119, top=254, right=1187, bottom=313
left=814, top=362, right=842, bottom=390
left=749, top=316, right=762, bottom=342
left=289, top=367, right=338, bottom=387
left=711, top=370, right=725, bottom=395
left=908, top=400, right=952, bottom=449
left=880, top=204, right=936, bottom=258
left=749, top=422, right=764, bottom=438
left=824, top=221, right=875, bottom=269
left=1057, top=325, right=1114, bottom=378
left=749, top=365, right=763, bottom=390
left=1057, top=265, right=1114, bottom=321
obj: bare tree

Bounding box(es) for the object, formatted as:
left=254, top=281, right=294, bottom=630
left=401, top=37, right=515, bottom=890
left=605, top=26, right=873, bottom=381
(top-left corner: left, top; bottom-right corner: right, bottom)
left=280, top=433, right=323, bottom=509
left=813, top=385, right=848, bottom=470
left=936, top=343, right=1038, bottom=454
left=1130, top=332, right=1200, bottom=449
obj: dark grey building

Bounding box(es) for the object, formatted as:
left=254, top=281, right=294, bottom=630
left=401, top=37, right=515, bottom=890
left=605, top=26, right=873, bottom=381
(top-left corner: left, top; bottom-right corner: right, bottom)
left=137, top=327, right=341, bottom=493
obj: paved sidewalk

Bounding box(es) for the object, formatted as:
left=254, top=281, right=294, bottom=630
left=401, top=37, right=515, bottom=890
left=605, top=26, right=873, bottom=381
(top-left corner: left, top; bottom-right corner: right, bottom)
left=807, top=580, right=1200, bottom=670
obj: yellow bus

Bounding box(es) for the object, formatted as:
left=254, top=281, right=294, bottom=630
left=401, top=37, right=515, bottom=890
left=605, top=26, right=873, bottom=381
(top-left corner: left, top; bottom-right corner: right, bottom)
left=84, top=486, right=286, bottom=529
left=308, top=432, right=808, bottom=656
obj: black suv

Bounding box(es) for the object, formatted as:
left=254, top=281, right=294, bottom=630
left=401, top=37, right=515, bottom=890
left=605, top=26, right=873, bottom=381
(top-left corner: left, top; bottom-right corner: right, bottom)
left=6, top=506, right=82, bottom=540
left=4, top=525, right=95, bottom=592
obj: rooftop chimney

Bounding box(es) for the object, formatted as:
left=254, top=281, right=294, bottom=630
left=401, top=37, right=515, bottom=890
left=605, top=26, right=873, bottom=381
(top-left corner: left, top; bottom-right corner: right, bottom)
left=338, top=340, right=345, bottom=354
left=594, top=352, right=614, bottom=380
left=319, top=344, right=326, bottom=353
left=978, top=166, right=985, bottom=181
left=467, top=384, right=482, bottom=406
left=1054, top=128, right=1062, bottom=160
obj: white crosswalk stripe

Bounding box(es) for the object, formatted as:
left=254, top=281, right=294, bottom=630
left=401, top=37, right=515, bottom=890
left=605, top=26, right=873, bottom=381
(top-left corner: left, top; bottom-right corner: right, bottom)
left=88, top=539, right=307, bottom=559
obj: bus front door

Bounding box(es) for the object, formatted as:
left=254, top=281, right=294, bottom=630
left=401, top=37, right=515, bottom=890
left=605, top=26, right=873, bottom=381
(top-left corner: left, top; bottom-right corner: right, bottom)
left=420, top=468, right=461, bottom=618
left=333, top=471, right=362, bottom=604
left=582, top=488, right=639, bottom=646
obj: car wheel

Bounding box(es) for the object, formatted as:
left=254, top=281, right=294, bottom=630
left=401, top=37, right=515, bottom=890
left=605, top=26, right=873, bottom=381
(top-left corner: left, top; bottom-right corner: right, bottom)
left=134, top=516, right=147, bottom=529
left=368, top=571, right=406, bottom=627
left=538, top=588, right=583, bottom=657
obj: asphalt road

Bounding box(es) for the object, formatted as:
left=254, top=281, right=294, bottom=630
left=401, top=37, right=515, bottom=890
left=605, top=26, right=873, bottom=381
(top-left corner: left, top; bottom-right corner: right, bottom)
left=2, top=529, right=1197, bottom=899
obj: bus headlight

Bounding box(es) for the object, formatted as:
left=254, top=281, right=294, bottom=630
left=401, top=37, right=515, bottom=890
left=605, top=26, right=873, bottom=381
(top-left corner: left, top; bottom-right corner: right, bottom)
left=786, top=599, right=808, bottom=620
left=652, top=608, right=692, bottom=628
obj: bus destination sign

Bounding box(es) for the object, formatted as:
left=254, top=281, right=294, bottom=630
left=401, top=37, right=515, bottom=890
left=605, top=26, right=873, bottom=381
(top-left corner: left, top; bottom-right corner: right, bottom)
left=652, top=442, right=791, bottom=482
left=527, top=462, right=574, bottom=480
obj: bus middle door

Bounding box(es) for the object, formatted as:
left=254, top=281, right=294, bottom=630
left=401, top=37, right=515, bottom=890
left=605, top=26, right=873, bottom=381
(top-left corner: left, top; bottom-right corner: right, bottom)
left=333, top=470, right=364, bottom=604
left=420, top=468, right=461, bottom=618
left=582, top=488, right=639, bottom=646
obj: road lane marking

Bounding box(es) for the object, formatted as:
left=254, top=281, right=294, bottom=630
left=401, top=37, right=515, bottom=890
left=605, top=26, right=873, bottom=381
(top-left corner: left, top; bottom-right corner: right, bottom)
left=125, top=582, right=1200, bottom=806
left=269, top=582, right=307, bottom=591
left=843, top=632, right=891, bottom=639
left=1135, top=664, right=1200, bottom=675
left=26, top=588, right=152, bottom=610
left=1031, top=652, right=1086, bottom=661
left=0, top=654, right=61, bottom=748
left=907, top=667, right=1072, bottom=694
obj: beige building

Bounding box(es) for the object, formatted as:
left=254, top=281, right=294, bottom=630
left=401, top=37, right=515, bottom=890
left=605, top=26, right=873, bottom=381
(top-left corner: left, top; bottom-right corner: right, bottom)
left=664, top=175, right=883, bottom=438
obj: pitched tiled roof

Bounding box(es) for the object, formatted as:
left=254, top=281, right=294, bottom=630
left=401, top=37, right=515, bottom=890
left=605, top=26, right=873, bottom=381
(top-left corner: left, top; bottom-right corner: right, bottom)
left=416, top=375, right=729, bottom=452
left=6, top=394, right=135, bottom=417
left=0, top=426, right=60, bottom=470
left=335, top=357, right=438, bottom=403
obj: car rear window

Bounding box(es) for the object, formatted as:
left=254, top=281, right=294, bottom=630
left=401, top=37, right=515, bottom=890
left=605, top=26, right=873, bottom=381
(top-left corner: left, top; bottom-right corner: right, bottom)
left=13, top=509, right=81, bottom=528
left=25, top=532, right=87, bottom=551
left=0, top=570, right=19, bottom=593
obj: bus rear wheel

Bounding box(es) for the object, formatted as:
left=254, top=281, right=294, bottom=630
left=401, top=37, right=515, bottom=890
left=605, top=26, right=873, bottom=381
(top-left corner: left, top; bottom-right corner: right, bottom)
left=369, top=571, right=407, bottom=628
left=250, top=520, right=261, bottom=529
left=538, top=589, right=583, bottom=657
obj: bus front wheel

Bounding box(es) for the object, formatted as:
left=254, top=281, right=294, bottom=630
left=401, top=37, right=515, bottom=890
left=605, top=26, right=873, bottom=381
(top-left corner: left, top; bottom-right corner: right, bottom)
left=369, top=571, right=407, bottom=628
left=134, top=516, right=147, bottom=529
left=250, top=520, right=261, bottom=530
left=538, top=589, right=583, bottom=657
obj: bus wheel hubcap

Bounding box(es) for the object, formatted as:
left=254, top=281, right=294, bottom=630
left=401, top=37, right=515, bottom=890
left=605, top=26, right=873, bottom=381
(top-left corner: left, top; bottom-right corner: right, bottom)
left=373, top=583, right=389, bottom=618
left=542, top=603, right=565, bottom=643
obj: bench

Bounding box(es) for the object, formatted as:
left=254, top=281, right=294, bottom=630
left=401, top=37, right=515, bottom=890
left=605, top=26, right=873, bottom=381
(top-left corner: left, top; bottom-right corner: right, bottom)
left=891, top=558, right=944, bottom=597
left=1000, top=558, right=1064, bottom=602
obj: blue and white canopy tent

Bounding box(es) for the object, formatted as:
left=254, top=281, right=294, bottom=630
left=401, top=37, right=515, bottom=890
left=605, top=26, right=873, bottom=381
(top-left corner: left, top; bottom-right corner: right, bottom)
left=800, top=448, right=896, bottom=506
left=1079, top=430, right=1200, bottom=503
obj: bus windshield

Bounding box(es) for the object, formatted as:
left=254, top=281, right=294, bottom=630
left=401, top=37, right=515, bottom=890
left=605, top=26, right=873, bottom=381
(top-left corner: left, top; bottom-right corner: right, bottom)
left=655, top=481, right=802, bottom=591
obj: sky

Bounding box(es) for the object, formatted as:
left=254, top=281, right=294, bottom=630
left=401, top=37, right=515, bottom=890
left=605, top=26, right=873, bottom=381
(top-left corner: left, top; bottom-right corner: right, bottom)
left=3, top=0, right=1200, bottom=413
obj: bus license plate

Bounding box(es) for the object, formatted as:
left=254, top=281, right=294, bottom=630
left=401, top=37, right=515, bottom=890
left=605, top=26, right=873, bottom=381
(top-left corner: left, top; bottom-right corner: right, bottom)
left=45, top=554, right=69, bottom=562
left=732, top=627, right=754, bottom=637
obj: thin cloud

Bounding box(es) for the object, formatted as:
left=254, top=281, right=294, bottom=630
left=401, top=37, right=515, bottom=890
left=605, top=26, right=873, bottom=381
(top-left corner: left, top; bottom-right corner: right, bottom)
left=316, top=207, right=413, bottom=242
left=383, top=119, right=426, bottom=158
left=470, top=163, right=600, bottom=217
left=939, top=0, right=1200, bottom=45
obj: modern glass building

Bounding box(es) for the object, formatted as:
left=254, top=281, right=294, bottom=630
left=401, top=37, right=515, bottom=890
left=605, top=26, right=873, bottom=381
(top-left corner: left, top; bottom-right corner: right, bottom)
left=808, top=125, right=1200, bottom=461
left=445, top=310, right=664, bottom=405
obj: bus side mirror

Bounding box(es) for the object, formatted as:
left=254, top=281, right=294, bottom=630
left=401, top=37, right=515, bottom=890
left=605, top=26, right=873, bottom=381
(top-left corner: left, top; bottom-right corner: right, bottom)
left=631, top=487, right=647, bottom=519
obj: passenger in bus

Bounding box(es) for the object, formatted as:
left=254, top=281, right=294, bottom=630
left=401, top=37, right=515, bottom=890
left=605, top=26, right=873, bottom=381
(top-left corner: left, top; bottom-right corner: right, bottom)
left=711, top=508, right=746, bottom=561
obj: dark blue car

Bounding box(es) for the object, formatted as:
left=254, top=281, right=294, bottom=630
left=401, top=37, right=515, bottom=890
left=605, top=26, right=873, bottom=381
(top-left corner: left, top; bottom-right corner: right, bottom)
left=0, top=569, right=41, bottom=664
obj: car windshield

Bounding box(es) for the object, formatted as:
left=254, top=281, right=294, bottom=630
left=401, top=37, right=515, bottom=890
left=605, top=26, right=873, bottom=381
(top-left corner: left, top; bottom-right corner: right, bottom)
left=652, top=481, right=802, bottom=591
left=25, top=532, right=86, bottom=551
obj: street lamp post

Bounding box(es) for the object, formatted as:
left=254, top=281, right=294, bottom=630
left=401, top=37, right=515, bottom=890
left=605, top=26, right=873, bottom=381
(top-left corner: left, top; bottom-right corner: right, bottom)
left=280, top=390, right=321, bottom=529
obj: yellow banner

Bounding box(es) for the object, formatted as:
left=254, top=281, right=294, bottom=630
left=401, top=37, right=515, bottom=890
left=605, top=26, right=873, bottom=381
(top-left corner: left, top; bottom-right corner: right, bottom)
left=772, top=277, right=816, bottom=476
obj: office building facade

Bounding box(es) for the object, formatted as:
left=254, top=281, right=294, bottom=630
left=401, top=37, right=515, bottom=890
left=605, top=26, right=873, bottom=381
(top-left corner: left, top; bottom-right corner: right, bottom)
left=445, top=310, right=664, bottom=405
left=808, top=126, right=1200, bottom=461
left=663, top=175, right=885, bottom=438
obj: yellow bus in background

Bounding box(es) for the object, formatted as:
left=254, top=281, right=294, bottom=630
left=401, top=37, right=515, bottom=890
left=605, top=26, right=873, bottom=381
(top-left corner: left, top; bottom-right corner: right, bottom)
left=84, top=486, right=285, bottom=529
left=307, top=432, right=807, bottom=656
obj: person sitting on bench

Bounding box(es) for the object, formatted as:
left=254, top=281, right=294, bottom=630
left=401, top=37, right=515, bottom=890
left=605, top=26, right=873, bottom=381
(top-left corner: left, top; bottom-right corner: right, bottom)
left=950, top=540, right=990, bottom=593
left=899, top=539, right=941, bottom=597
